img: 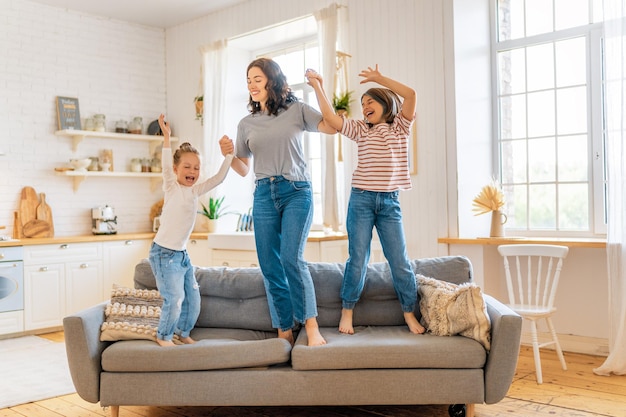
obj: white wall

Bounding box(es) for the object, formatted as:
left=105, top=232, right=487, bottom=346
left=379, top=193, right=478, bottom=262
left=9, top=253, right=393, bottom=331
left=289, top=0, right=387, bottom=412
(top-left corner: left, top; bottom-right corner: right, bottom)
left=0, top=0, right=167, bottom=236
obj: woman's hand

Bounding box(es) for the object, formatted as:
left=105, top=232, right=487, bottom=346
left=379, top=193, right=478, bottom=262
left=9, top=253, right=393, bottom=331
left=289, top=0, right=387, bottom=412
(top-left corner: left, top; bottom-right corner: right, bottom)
left=305, top=69, right=324, bottom=89
left=219, top=135, right=235, bottom=157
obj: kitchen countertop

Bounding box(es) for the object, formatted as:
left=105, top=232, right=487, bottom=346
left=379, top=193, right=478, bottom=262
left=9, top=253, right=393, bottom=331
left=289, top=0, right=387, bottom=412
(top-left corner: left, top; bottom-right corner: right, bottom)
left=0, top=231, right=347, bottom=248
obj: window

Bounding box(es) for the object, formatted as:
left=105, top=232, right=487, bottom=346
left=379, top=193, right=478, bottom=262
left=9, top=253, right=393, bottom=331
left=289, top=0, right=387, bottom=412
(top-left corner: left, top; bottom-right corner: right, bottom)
left=494, top=0, right=605, bottom=235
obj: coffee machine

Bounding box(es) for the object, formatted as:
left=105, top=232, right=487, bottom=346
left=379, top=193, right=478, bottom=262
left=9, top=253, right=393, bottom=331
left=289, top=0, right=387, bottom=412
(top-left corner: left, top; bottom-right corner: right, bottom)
left=92, top=205, right=118, bottom=235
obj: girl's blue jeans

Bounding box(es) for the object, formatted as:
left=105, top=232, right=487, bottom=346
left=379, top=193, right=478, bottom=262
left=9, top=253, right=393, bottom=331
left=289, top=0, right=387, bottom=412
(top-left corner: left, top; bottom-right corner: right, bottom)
left=253, top=176, right=318, bottom=331
left=342, top=188, right=416, bottom=313
left=149, top=242, right=200, bottom=341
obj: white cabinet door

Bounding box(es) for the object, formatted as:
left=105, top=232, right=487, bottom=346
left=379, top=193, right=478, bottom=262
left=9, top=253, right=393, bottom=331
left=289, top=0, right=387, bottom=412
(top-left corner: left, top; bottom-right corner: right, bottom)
left=187, top=238, right=210, bottom=266
left=102, top=239, right=151, bottom=290
left=65, top=260, right=103, bottom=315
left=211, top=249, right=259, bottom=267
left=24, top=263, right=65, bottom=330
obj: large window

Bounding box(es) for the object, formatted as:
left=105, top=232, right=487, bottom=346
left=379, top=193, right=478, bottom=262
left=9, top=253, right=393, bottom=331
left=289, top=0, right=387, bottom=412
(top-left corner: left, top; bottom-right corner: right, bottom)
left=494, top=0, right=605, bottom=236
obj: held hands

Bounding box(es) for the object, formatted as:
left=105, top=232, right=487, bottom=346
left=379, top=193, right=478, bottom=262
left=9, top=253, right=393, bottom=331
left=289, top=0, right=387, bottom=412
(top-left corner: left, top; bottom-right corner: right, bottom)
left=358, top=64, right=382, bottom=84
left=305, top=69, right=323, bottom=89
left=219, top=135, right=234, bottom=157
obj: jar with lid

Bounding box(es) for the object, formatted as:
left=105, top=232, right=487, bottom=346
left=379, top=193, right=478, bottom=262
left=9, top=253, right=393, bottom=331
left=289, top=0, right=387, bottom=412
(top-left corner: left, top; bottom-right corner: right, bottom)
left=93, top=114, right=106, bottom=132
left=115, top=120, right=128, bottom=133
left=151, top=157, right=162, bottom=173
left=83, top=117, right=95, bottom=131
left=129, top=117, right=143, bottom=134
left=130, top=158, right=142, bottom=173
left=141, top=158, right=151, bottom=172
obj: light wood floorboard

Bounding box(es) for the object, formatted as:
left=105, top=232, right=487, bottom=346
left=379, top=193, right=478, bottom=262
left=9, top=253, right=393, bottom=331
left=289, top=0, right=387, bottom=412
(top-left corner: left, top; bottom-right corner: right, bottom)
left=2, top=333, right=624, bottom=417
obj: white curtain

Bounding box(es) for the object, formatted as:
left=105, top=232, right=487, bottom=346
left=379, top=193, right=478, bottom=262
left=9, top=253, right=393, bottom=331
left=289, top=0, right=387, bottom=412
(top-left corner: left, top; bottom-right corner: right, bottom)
left=594, top=1, right=626, bottom=376
left=200, top=39, right=228, bottom=193
left=314, top=4, right=344, bottom=232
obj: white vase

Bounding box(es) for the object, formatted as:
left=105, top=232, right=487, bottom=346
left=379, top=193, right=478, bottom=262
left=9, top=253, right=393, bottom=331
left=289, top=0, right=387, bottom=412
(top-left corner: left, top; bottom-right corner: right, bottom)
left=490, top=210, right=508, bottom=237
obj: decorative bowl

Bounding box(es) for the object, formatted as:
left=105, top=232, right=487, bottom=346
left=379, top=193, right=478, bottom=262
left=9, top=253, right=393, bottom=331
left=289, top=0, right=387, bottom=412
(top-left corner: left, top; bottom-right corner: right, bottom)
left=70, top=158, right=92, bottom=171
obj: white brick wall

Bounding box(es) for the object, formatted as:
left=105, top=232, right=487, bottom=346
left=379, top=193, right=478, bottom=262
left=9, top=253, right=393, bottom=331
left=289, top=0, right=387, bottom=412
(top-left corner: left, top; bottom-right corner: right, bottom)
left=0, top=0, right=167, bottom=236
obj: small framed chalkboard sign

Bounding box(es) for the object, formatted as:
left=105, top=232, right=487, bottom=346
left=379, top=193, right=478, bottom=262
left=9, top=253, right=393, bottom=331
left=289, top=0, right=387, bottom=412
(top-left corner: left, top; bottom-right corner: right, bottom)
left=56, top=96, right=81, bottom=130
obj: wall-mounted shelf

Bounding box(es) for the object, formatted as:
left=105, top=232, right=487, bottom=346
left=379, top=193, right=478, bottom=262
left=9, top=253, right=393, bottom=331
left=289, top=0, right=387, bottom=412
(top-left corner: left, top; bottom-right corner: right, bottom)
left=56, top=170, right=163, bottom=192
left=55, top=129, right=178, bottom=154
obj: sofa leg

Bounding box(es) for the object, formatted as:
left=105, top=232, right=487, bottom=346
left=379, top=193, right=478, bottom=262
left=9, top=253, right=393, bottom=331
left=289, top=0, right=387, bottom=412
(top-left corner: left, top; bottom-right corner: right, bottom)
left=109, top=405, right=119, bottom=417
left=466, top=403, right=475, bottom=417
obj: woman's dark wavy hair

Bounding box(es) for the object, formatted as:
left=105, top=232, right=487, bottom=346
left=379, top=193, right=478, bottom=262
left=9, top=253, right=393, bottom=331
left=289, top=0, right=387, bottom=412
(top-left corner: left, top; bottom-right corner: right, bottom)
left=362, top=88, right=402, bottom=127
left=247, top=58, right=298, bottom=116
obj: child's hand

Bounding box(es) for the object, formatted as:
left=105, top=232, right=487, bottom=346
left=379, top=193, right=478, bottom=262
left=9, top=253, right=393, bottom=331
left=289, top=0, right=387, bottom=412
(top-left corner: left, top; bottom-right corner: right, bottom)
left=358, top=64, right=382, bottom=84
left=158, top=114, right=171, bottom=137
left=219, top=135, right=234, bottom=156
left=305, top=69, right=323, bottom=89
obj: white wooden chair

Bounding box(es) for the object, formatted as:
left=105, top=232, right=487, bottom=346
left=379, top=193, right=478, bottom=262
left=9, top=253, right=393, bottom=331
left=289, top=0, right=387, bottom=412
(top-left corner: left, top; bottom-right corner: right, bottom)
left=497, top=244, right=569, bottom=384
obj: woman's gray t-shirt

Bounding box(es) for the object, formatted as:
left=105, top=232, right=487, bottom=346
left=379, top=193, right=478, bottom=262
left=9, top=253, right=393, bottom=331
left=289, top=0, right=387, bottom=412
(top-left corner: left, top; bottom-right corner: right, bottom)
left=235, top=101, right=323, bottom=181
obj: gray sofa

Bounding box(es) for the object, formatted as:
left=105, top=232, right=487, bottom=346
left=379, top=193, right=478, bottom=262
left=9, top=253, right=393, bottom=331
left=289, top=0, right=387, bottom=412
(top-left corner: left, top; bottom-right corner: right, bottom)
left=63, top=256, right=522, bottom=417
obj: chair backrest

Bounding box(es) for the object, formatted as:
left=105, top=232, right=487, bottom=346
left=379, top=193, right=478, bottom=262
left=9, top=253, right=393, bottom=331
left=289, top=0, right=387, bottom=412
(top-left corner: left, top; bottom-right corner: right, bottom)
left=497, top=244, right=569, bottom=310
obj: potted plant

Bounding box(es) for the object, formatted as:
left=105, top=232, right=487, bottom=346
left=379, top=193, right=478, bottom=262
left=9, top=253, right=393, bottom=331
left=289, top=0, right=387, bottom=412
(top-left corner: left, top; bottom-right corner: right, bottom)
left=472, top=179, right=507, bottom=237
left=194, top=95, right=203, bottom=123
left=198, top=196, right=231, bottom=232
left=332, top=90, right=353, bottom=117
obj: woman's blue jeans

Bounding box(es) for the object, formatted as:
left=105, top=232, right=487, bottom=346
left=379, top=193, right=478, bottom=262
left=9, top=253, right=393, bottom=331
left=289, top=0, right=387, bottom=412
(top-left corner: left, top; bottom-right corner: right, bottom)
left=342, top=188, right=416, bottom=313
left=149, top=242, right=200, bottom=341
left=253, top=176, right=317, bottom=331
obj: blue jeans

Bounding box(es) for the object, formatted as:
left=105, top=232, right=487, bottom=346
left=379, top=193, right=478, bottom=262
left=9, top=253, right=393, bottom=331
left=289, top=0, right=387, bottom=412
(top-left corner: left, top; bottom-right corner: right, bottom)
left=149, top=242, right=200, bottom=341
left=342, top=188, right=416, bottom=312
left=253, top=176, right=317, bottom=331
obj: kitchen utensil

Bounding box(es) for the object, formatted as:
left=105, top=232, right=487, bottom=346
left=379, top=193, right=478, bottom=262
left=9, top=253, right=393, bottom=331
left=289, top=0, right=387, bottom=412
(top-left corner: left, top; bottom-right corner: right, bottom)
left=70, top=158, right=91, bottom=171
left=13, top=211, right=22, bottom=239
left=36, top=193, right=54, bottom=237
left=19, top=186, right=39, bottom=226
left=22, top=219, right=51, bottom=238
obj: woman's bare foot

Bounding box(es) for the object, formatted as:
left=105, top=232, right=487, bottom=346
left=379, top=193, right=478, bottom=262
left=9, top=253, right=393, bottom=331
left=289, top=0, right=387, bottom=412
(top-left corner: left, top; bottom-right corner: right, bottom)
left=278, top=328, right=295, bottom=346
left=404, top=312, right=426, bottom=334
left=179, top=336, right=196, bottom=344
left=339, top=308, right=355, bottom=334
left=156, top=338, right=176, bottom=347
left=305, top=318, right=327, bottom=346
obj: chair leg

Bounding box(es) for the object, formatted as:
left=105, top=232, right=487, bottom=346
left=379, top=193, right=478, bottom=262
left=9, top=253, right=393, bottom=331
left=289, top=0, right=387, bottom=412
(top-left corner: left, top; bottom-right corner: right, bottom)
left=546, top=317, right=567, bottom=371
left=529, top=320, right=543, bottom=384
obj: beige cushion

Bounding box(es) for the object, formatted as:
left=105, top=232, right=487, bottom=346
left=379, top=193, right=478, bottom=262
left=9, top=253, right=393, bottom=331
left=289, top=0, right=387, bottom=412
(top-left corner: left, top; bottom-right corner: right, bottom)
left=100, top=285, right=175, bottom=343
left=418, top=275, right=491, bottom=351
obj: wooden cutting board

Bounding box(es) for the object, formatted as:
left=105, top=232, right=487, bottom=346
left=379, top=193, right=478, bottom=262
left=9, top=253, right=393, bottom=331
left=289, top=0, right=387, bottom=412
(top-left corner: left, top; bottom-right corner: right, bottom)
left=22, top=219, right=51, bottom=238
left=36, top=193, right=54, bottom=237
left=19, top=186, right=39, bottom=226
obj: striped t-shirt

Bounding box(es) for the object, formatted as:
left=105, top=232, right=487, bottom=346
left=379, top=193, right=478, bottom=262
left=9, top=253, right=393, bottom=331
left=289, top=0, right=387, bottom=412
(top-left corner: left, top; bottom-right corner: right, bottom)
left=341, top=112, right=414, bottom=192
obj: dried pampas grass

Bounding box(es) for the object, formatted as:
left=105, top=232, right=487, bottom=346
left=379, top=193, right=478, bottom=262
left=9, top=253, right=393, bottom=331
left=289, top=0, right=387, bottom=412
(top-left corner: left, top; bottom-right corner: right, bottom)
left=472, top=180, right=505, bottom=216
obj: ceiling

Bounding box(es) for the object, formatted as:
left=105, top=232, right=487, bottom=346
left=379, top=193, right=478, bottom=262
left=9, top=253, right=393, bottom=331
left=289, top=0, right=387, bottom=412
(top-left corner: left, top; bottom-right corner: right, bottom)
left=28, top=0, right=247, bottom=28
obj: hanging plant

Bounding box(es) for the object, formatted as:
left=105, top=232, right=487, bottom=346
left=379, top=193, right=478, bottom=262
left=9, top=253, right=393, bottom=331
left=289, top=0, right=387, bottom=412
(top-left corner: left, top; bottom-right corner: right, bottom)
left=194, top=95, right=204, bottom=124
left=332, top=90, right=353, bottom=117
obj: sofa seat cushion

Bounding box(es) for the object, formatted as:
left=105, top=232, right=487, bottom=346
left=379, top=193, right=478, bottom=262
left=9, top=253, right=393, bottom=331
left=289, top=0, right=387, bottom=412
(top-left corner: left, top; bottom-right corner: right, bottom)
left=101, top=328, right=291, bottom=372
left=291, top=326, right=486, bottom=371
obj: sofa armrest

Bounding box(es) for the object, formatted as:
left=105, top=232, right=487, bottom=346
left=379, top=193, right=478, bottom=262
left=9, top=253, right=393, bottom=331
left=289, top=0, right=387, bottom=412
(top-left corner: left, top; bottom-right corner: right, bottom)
left=482, top=294, right=523, bottom=404
left=63, top=301, right=110, bottom=404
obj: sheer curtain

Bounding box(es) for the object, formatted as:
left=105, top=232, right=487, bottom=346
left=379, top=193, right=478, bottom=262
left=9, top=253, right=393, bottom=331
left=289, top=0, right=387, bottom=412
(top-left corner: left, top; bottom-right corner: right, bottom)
left=594, top=1, right=626, bottom=376
left=200, top=40, right=228, bottom=190
left=314, top=4, right=344, bottom=232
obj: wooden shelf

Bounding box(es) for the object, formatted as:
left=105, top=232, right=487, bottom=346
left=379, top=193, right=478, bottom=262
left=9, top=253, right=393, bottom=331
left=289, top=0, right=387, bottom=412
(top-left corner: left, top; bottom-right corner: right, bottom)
left=56, top=170, right=163, bottom=192
left=55, top=129, right=178, bottom=154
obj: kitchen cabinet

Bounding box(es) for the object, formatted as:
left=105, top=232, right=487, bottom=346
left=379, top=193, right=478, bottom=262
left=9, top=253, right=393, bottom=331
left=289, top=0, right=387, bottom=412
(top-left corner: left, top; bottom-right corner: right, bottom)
left=211, top=249, right=259, bottom=267
left=186, top=238, right=210, bottom=266
left=23, top=242, right=102, bottom=330
left=54, top=129, right=179, bottom=191
left=102, top=239, right=151, bottom=290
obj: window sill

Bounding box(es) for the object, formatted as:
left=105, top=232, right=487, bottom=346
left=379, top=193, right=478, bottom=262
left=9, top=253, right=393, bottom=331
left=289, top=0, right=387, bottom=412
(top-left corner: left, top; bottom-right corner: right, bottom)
left=438, top=237, right=606, bottom=249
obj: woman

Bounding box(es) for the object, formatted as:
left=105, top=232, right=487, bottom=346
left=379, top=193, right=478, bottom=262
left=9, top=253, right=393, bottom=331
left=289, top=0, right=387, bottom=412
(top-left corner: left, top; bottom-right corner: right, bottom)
left=219, top=58, right=336, bottom=346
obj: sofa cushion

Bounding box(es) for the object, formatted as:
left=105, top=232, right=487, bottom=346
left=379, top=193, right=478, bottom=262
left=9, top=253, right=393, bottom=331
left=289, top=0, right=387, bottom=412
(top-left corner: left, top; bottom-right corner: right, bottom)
left=100, top=285, right=167, bottom=343
left=291, top=326, right=486, bottom=371
left=418, top=275, right=491, bottom=351
left=101, top=328, right=291, bottom=372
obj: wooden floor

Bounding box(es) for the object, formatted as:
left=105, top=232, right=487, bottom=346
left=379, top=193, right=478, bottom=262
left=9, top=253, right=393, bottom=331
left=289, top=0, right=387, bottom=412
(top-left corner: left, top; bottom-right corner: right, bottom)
left=1, top=332, right=625, bottom=417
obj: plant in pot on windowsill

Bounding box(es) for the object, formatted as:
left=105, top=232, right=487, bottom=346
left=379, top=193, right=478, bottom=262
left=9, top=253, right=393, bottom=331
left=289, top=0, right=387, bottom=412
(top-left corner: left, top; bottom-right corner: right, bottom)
left=332, top=90, right=353, bottom=117
left=198, top=196, right=231, bottom=233
left=472, top=179, right=507, bottom=237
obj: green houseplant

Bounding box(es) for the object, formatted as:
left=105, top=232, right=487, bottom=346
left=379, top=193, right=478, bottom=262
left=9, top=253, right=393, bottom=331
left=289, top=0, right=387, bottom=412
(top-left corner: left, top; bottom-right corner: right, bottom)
left=332, top=90, right=353, bottom=116
left=199, top=196, right=228, bottom=220
left=194, top=95, right=203, bottom=123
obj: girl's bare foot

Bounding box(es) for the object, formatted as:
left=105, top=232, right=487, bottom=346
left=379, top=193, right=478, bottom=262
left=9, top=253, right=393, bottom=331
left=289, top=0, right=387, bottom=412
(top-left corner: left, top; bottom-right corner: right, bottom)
left=339, top=308, right=355, bottom=334
left=179, top=336, right=196, bottom=344
left=305, top=318, right=326, bottom=346
left=278, top=329, right=295, bottom=346
left=156, top=338, right=176, bottom=347
left=404, top=312, right=426, bottom=334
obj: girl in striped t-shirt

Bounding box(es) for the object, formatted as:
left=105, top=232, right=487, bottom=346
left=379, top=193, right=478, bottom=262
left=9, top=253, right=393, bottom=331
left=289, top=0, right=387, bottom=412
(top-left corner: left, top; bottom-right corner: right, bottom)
left=306, top=65, right=425, bottom=336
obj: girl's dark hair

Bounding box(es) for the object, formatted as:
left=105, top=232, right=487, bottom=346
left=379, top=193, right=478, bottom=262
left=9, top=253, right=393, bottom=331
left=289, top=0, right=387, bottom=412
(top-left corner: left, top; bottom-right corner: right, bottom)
left=247, top=57, right=298, bottom=116
left=362, top=88, right=402, bottom=127
left=173, top=142, right=200, bottom=165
